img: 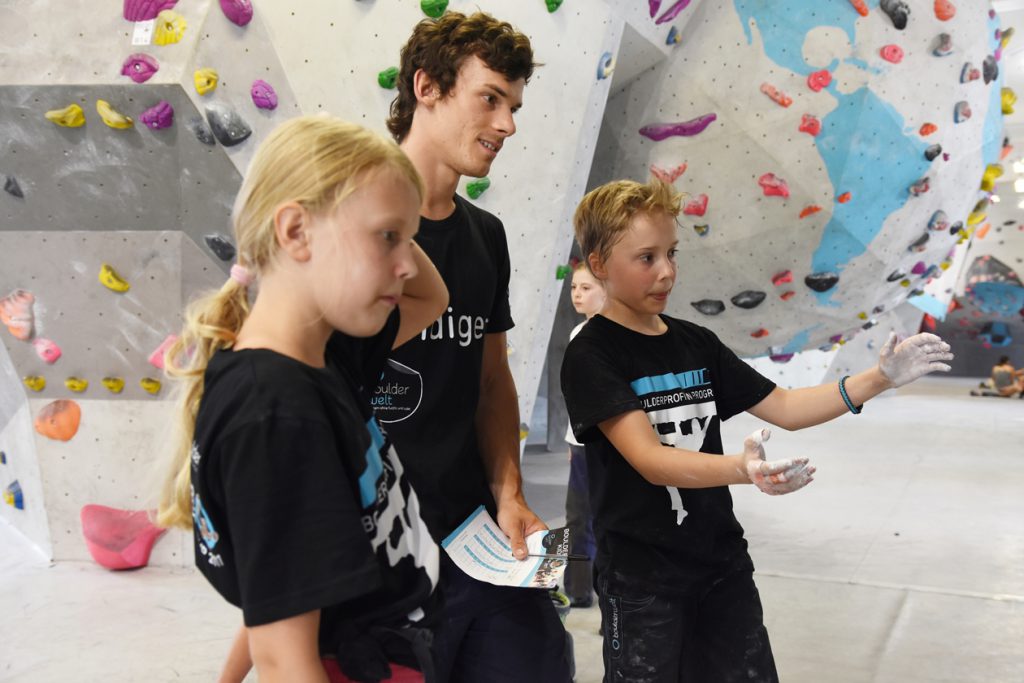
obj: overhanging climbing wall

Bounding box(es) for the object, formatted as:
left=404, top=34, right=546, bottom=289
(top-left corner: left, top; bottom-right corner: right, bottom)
left=591, top=0, right=1010, bottom=365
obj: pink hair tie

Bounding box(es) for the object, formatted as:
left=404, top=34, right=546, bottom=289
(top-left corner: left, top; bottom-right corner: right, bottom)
left=230, top=264, right=254, bottom=287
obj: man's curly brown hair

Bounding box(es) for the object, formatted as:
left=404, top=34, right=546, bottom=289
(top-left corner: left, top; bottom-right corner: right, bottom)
left=387, top=11, right=536, bottom=143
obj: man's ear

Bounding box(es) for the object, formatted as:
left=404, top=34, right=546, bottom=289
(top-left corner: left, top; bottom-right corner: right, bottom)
left=274, top=202, right=313, bottom=263
left=588, top=252, right=608, bottom=281
left=412, top=68, right=441, bottom=106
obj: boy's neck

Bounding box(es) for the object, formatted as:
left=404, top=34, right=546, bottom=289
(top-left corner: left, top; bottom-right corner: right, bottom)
left=400, top=136, right=460, bottom=220
left=600, top=299, right=667, bottom=336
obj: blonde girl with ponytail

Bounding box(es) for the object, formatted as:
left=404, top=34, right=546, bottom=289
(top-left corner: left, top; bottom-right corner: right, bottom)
left=157, top=115, right=447, bottom=683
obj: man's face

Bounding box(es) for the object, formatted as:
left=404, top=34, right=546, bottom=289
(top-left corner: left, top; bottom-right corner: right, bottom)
left=424, top=55, right=525, bottom=179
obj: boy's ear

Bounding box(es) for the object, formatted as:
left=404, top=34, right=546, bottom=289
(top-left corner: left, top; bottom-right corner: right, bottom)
left=412, top=69, right=441, bottom=106
left=274, top=202, right=313, bottom=263
left=588, top=252, right=608, bottom=280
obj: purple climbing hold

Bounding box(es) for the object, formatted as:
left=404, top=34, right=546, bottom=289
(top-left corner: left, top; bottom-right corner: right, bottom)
left=954, top=101, right=971, bottom=123
left=829, top=334, right=843, bottom=344
left=731, top=290, right=766, bottom=309
left=911, top=261, right=927, bottom=275
left=140, top=100, right=174, bottom=130
left=123, top=0, right=178, bottom=22
left=250, top=80, right=278, bottom=110
left=983, top=55, right=998, bottom=84
left=121, top=54, right=159, bottom=84
left=691, top=299, right=725, bottom=316
left=932, top=33, right=953, bottom=57
left=769, top=351, right=795, bottom=364
left=649, top=0, right=661, bottom=18
left=186, top=116, right=216, bottom=146
left=908, top=232, right=930, bottom=252
left=219, top=0, right=253, bottom=26
left=925, top=144, right=942, bottom=161
left=204, top=233, right=236, bottom=261
left=880, top=0, right=910, bottom=30
left=805, top=272, right=839, bottom=292
left=4, top=176, right=24, bottom=198
left=639, top=113, right=716, bottom=141
left=656, top=0, right=693, bottom=25
left=928, top=210, right=949, bottom=231
left=205, top=102, right=252, bottom=147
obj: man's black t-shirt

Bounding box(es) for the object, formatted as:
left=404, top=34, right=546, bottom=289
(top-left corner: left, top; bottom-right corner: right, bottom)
left=191, top=312, right=439, bottom=664
left=560, top=314, right=776, bottom=594
left=367, top=194, right=514, bottom=541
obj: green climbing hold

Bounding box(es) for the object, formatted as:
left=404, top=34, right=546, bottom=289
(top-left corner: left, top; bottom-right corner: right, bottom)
left=466, top=177, right=491, bottom=199
left=421, top=0, right=447, bottom=18
left=546, top=0, right=564, bottom=12
left=378, top=66, right=399, bottom=89
left=556, top=264, right=572, bottom=280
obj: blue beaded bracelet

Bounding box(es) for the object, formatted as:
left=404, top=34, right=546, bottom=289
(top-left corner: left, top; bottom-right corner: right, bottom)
left=838, top=375, right=862, bottom=414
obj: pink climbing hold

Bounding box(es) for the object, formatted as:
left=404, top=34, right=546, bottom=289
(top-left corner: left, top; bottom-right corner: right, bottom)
left=0, top=289, right=35, bottom=341
left=120, top=54, right=159, bottom=84
left=683, top=194, right=708, bottom=217
left=758, top=173, right=790, bottom=198
left=911, top=261, right=927, bottom=275
left=650, top=163, right=687, bottom=184
left=807, top=70, right=832, bottom=92
left=250, top=80, right=278, bottom=110
left=32, top=338, right=62, bottom=364
left=649, top=0, right=662, bottom=18
left=656, top=0, right=693, bottom=25
left=880, top=45, right=904, bottom=63
left=140, top=100, right=174, bottom=130
left=760, top=83, right=792, bottom=108
left=123, top=0, right=178, bottom=22
left=798, top=114, right=821, bottom=136
left=219, top=0, right=253, bottom=26
left=80, top=505, right=167, bottom=570
left=148, top=334, right=178, bottom=370
left=771, top=270, right=793, bottom=286
left=639, top=113, right=717, bottom=141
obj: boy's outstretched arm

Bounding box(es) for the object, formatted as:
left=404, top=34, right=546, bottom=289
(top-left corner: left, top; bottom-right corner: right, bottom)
left=600, top=411, right=813, bottom=493
left=748, top=332, right=953, bottom=431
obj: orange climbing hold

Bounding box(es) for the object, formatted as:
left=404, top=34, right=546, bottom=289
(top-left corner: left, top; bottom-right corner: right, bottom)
left=849, top=0, right=869, bottom=17
left=799, top=205, right=822, bottom=218
left=837, top=192, right=852, bottom=204
left=920, top=123, right=938, bottom=136
left=760, top=83, right=792, bottom=108
left=977, top=223, right=991, bottom=239
left=751, top=329, right=770, bottom=338
left=34, top=399, right=81, bottom=441
left=935, top=0, right=955, bottom=21
left=780, top=291, right=796, bottom=301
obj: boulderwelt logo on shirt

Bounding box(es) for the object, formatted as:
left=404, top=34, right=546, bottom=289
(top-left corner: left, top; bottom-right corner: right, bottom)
left=373, top=359, right=423, bottom=424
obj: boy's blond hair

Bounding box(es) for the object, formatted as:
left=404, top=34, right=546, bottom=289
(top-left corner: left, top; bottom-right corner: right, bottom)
left=573, top=179, right=682, bottom=268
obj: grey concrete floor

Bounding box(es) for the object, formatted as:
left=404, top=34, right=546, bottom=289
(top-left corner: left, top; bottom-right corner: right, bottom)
left=1, top=377, right=1022, bottom=682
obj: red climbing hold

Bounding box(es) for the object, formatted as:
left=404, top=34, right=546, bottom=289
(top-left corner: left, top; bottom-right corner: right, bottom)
left=771, top=270, right=793, bottom=286
left=683, top=194, right=708, bottom=216
left=758, top=173, right=790, bottom=198
left=799, top=114, right=821, bottom=136
left=80, top=504, right=167, bottom=570
left=849, top=0, right=869, bottom=17
left=920, top=123, right=938, bottom=136
left=935, top=0, right=955, bottom=21
left=760, top=83, right=792, bottom=108
left=837, top=192, right=852, bottom=204
left=751, top=328, right=770, bottom=338
left=880, top=45, right=904, bottom=63
left=799, top=205, right=822, bottom=218
left=807, top=70, right=832, bottom=92
left=780, top=291, right=796, bottom=301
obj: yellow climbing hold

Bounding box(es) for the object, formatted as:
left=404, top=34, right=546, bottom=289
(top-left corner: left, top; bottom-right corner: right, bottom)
left=153, top=9, right=187, bottom=45
left=899, top=279, right=911, bottom=287
left=1002, top=88, right=1017, bottom=115
left=45, top=103, right=86, bottom=128
left=96, top=100, right=133, bottom=129
left=966, top=202, right=988, bottom=226
left=857, top=312, right=867, bottom=320
left=940, top=261, right=951, bottom=270
left=980, top=164, right=1004, bottom=192
left=1001, top=27, right=1015, bottom=49
left=194, top=68, right=218, bottom=95
left=64, top=377, right=89, bottom=393
left=23, top=375, right=46, bottom=392
left=99, top=264, right=131, bottom=293
left=102, top=377, right=125, bottom=394
left=140, top=377, right=162, bottom=395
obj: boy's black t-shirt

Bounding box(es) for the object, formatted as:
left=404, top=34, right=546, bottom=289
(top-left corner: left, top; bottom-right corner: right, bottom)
left=191, top=311, right=439, bottom=661
left=560, top=314, right=776, bottom=594
left=365, top=194, right=514, bottom=541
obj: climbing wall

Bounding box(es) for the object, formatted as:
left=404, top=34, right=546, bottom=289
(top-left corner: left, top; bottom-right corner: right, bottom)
left=0, top=0, right=626, bottom=562
left=591, top=0, right=1010, bottom=365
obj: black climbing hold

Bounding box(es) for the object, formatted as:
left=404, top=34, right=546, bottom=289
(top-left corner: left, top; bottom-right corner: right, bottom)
left=983, top=55, right=998, bottom=84
left=691, top=299, right=725, bottom=316
left=187, top=116, right=216, bottom=146
left=1003, top=220, right=1016, bottom=226
left=862, top=320, right=877, bottom=330
left=925, top=144, right=942, bottom=161
left=908, top=288, right=925, bottom=297
left=205, top=102, right=252, bottom=147
left=908, top=232, right=930, bottom=252
left=204, top=233, right=236, bottom=261
left=880, top=0, right=910, bottom=30
left=887, top=270, right=905, bottom=282
left=4, top=176, right=23, bottom=198
left=730, top=290, right=766, bottom=309
left=950, top=221, right=963, bottom=235
left=872, top=305, right=885, bottom=314
left=805, top=272, right=839, bottom=292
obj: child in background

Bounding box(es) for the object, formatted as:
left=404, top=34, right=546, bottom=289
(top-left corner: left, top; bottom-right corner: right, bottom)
left=156, top=116, right=448, bottom=683
left=561, top=178, right=954, bottom=682
left=562, top=262, right=605, bottom=608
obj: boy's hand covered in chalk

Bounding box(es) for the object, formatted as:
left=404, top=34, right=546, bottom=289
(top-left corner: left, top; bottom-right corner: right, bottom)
left=878, top=332, right=954, bottom=388
left=742, top=428, right=815, bottom=496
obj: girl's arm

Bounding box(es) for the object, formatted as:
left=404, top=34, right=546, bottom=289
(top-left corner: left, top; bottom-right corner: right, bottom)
left=247, top=610, right=328, bottom=683
left=394, top=241, right=448, bottom=348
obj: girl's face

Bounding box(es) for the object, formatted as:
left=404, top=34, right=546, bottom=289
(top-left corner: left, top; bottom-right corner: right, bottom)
left=570, top=268, right=605, bottom=317
left=309, top=168, right=421, bottom=337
